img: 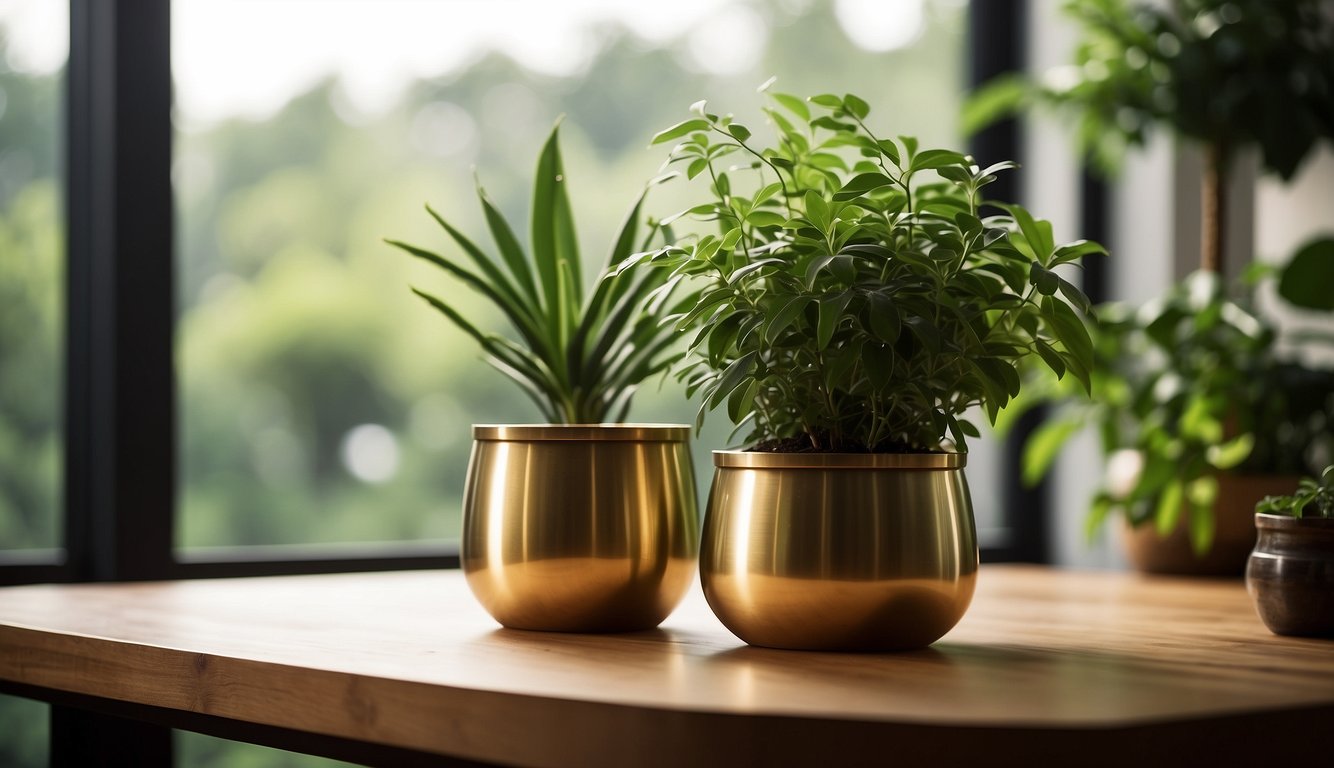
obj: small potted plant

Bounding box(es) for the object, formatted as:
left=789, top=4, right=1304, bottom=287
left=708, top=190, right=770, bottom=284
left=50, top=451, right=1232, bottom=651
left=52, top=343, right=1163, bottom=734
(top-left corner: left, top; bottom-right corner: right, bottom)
left=387, top=124, right=699, bottom=632
left=1248, top=467, right=1334, bottom=638
left=638, top=88, right=1103, bottom=651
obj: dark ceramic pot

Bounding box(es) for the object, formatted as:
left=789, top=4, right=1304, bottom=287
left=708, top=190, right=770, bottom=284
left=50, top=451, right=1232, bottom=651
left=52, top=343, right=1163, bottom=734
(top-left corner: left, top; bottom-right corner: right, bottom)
left=1246, top=514, right=1334, bottom=638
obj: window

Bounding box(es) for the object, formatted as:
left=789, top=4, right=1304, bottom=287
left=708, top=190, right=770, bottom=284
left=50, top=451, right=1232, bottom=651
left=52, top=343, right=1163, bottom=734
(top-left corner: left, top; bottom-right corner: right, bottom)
left=0, top=1, right=64, bottom=557
left=3, top=1, right=1049, bottom=762
left=170, top=0, right=1005, bottom=553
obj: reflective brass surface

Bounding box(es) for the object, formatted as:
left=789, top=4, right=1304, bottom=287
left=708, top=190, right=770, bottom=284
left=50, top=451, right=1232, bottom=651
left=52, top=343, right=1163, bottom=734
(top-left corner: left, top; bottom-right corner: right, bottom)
left=463, top=425, right=698, bottom=632
left=700, top=450, right=978, bottom=651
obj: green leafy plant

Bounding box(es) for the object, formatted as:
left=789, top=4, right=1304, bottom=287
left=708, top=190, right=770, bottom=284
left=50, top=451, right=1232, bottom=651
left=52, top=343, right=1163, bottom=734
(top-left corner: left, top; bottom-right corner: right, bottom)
left=634, top=88, right=1104, bottom=452
left=1257, top=467, right=1334, bottom=519
left=387, top=124, right=690, bottom=423
left=966, top=0, right=1334, bottom=274
left=1022, top=243, right=1334, bottom=552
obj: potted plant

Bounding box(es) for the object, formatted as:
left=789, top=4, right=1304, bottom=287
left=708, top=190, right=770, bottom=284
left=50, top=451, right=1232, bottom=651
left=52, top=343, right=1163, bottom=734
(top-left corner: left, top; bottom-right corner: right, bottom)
left=968, top=0, right=1334, bottom=573
left=1020, top=245, right=1334, bottom=575
left=387, top=124, right=699, bottom=632
left=1248, top=466, right=1334, bottom=637
left=967, top=0, right=1334, bottom=278
left=637, top=88, right=1103, bottom=651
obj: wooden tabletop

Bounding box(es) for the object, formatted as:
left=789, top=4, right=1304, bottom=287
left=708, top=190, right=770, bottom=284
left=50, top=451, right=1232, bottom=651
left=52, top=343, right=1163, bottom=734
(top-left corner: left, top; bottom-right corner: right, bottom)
left=1, top=565, right=1332, bottom=766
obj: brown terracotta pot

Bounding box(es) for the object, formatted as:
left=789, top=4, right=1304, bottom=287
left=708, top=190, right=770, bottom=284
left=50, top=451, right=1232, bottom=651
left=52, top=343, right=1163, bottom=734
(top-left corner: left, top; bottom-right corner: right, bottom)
left=1246, top=514, right=1334, bottom=637
left=1123, top=474, right=1301, bottom=577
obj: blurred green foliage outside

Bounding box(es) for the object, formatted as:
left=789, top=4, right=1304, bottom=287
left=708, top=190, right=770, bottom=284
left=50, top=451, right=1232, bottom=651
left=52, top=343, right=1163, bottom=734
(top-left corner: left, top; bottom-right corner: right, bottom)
left=0, top=2, right=965, bottom=765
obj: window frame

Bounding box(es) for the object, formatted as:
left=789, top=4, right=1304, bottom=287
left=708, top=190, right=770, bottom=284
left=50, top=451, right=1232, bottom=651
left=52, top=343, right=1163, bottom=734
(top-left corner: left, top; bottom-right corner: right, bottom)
left=0, top=0, right=1050, bottom=590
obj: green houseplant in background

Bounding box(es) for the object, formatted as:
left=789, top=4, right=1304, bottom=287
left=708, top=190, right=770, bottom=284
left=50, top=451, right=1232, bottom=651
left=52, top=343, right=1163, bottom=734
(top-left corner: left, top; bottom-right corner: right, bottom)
left=968, top=0, right=1334, bottom=573
left=1247, top=466, right=1334, bottom=637
left=1021, top=243, right=1334, bottom=572
left=636, top=87, right=1103, bottom=650
left=967, top=0, right=1334, bottom=276
left=388, top=124, right=699, bottom=633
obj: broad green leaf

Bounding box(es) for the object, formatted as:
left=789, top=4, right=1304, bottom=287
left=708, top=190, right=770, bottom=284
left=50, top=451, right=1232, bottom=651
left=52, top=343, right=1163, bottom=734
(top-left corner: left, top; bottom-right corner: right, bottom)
left=770, top=92, right=810, bottom=122
left=1029, top=261, right=1059, bottom=296
left=747, top=210, right=787, bottom=227
left=765, top=296, right=812, bottom=344
left=832, top=172, right=895, bottom=202
left=843, top=93, right=870, bottom=120
left=1043, top=296, right=1093, bottom=384
left=1278, top=236, right=1334, bottom=310
left=708, top=351, right=758, bottom=409
left=804, top=190, right=831, bottom=231
left=728, top=257, right=785, bottom=285
left=809, top=93, right=844, bottom=109
left=651, top=118, right=711, bottom=145
left=727, top=378, right=760, bottom=424
left=876, top=139, right=901, bottom=167
left=1085, top=495, right=1113, bottom=544
left=1051, top=239, right=1107, bottom=267
left=1055, top=274, right=1093, bottom=314
left=904, top=316, right=942, bottom=355
left=1187, top=479, right=1218, bottom=555
left=1154, top=480, right=1184, bottom=537
left=810, top=116, right=855, bottom=132
left=728, top=124, right=752, bottom=142
left=817, top=293, right=851, bottom=350
left=1034, top=339, right=1066, bottom=379
left=867, top=293, right=901, bottom=343
left=1003, top=204, right=1055, bottom=263
left=910, top=149, right=968, bottom=172
left=1023, top=417, right=1080, bottom=486
left=1206, top=433, right=1254, bottom=469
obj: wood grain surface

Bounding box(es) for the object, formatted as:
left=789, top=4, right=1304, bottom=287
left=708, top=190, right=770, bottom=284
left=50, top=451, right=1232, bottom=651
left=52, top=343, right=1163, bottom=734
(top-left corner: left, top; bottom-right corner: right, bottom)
left=1, top=566, right=1331, bottom=766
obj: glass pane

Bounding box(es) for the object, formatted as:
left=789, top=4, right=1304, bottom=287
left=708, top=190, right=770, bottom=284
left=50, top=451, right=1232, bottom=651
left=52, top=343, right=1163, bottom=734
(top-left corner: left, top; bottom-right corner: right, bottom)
left=0, top=694, right=47, bottom=768
left=177, top=731, right=357, bottom=768
left=0, top=1, right=65, bottom=552
left=174, top=0, right=972, bottom=549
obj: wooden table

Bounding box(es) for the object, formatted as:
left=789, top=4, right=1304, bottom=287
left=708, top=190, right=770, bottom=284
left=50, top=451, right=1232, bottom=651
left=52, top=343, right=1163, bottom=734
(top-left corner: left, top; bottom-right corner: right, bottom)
left=1, top=566, right=1331, bottom=767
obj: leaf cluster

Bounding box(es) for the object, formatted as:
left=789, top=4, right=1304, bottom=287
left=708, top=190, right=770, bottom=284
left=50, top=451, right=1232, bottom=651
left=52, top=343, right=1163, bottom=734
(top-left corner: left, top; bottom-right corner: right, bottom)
left=1256, top=466, right=1334, bottom=519
left=965, top=0, right=1334, bottom=178
left=639, top=89, right=1104, bottom=453
left=1023, top=246, right=1334, bottom=553
left=387, top=124, right=690, bottom=423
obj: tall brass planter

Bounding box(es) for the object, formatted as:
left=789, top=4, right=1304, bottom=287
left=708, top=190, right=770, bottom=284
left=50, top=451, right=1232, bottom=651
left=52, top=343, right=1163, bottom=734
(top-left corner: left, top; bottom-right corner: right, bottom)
left=700, top=451, right=978, bottom=651
left=462, top=425, right=698, bottom=632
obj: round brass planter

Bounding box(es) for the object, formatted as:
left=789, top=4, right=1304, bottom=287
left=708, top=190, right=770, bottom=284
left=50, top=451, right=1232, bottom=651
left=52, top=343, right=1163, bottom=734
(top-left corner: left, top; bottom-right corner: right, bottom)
left=700, top=450, right=978, bottom=651
left=462, top=424, right=698, bottom=632
left=1246, top=513, right=1334, bottom=637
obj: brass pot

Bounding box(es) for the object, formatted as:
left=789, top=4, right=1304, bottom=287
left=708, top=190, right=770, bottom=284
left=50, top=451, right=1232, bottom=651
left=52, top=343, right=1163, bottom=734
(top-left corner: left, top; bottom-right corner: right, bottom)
left=699, top=450, right=978, bottom=651
left=1246, top=513, right=1334, bottom=637
left=462, top=424, right=698, bottom=632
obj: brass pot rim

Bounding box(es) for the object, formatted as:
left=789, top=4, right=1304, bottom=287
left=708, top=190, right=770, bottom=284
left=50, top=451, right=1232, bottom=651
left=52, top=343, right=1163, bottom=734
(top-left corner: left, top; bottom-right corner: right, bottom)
left=712, top=449, right=965, bottom=470
left=473, top=424, right=691, bottom=442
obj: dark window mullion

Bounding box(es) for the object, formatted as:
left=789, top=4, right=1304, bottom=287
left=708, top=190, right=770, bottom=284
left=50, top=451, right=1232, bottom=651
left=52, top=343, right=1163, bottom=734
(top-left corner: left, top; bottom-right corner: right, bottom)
left=65, top=0, right=175, bottom=582
left=967, top=0, right=1046, bottom=564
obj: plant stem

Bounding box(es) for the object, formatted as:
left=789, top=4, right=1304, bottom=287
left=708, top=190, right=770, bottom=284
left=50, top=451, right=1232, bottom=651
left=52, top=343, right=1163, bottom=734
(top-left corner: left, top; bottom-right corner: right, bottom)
left=1200, top=141, right=1227, bottom=276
